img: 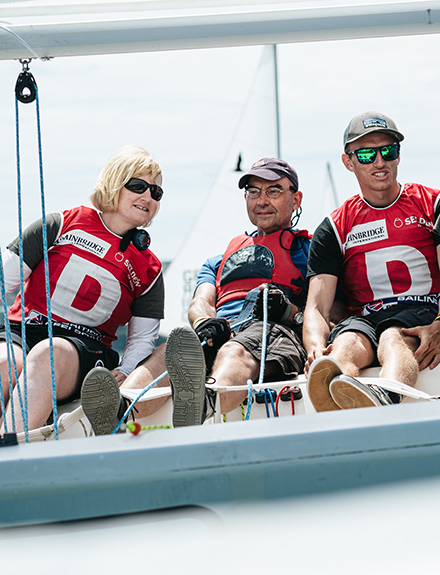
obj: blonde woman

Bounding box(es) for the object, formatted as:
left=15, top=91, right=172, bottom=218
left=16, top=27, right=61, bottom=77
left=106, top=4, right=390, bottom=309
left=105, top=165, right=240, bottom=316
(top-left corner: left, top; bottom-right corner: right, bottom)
left=0, top=146, right=164, bottom=433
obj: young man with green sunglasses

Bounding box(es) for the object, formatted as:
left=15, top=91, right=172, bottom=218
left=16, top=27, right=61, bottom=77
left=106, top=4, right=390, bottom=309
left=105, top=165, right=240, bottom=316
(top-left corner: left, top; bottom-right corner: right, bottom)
left=304, top=111, right=440, bottom=411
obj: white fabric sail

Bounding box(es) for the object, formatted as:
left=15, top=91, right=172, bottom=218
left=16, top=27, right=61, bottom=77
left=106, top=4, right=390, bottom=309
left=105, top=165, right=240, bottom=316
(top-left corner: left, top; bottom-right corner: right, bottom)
left=160, top=45, right=278, bottom=335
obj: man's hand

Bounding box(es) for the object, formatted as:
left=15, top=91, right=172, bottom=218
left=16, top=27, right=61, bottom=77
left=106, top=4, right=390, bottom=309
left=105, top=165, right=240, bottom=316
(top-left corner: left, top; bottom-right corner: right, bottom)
left=110, top=369, right=127, bottom=387
left=193, top=317, right=231, bottom=348
left=401, top=322, right=440, bottom=370
left=304, top=344, right=333, bottom=377
left=253, top=285, right=293, bottom=324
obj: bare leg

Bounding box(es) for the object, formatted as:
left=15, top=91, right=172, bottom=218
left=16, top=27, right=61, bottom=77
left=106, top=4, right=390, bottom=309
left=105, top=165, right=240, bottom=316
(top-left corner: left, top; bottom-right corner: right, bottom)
left=211, top=340, right=281, bottom=414
left=307, top=331, right=376, bottom=412
left=377, top=327, right=419, bottom=387
left=0, top=341, right=23, bottom=411
left=3, top=338, right=80, bottom=433
left=330, top=331, right=375, bottom=376
left=121, top=343, right=170, bottom=418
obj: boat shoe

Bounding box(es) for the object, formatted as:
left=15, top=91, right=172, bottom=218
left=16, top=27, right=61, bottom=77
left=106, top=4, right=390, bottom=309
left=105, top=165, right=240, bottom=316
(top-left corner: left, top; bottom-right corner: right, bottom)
left=329, top=375, right=395, bottom=409
left=81, top=367, right=125, bottom=435
left=165, top=326, right=215, bottom=426
left=307, top=356, right=343, bottom=412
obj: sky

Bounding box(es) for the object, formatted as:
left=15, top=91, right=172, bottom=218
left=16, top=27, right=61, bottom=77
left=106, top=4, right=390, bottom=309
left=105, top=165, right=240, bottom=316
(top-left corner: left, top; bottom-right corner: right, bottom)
left=1, top=31, right=440, bottom=264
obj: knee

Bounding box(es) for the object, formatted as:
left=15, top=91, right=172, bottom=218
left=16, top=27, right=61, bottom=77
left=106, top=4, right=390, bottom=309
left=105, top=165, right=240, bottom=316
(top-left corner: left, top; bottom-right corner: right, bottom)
left=27, top=340, right=52, bottom=363
left=26, top=338, right=74, bottom=367
left=332, top=331, right=374, bottom=367
left=378, top=326, right=417, bottom=354
left=378, top=326, right=400, bottom=347
left=217, top=340, right=243, bottom=359
left=215, top=340, right=253, bottom=366
left=0, top=344, right=23, bottom=377
left=333, top=331, right=370, bottom=354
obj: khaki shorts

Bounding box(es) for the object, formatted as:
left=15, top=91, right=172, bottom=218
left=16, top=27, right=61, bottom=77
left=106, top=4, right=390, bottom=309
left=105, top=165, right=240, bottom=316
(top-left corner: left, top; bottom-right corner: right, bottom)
left=233, top=319, right=306, bottom=379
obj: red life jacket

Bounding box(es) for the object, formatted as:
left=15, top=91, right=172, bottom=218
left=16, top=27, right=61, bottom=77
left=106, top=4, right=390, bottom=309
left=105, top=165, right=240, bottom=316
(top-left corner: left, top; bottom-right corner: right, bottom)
left=330, top=183, right=440, bottom=315
left=8, top=206, right=162, bottom=346
left=215, top=229, right=310, bottom=309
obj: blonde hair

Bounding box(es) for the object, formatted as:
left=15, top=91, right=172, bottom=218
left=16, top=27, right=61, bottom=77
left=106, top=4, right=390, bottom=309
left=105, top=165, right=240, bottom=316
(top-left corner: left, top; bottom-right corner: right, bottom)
left=91, top=146, right=162, bottom=218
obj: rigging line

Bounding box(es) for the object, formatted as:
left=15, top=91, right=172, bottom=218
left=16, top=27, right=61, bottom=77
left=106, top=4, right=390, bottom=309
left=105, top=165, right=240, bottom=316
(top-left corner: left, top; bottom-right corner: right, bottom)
left=35, top=89, right=59, bottom=440
left=245, top=285, right=269, bottom=421
left=14, top=96, right=30, bottom=440
left=257, top=286, right=268, bottom=387
left=0, top=22, right=50, bottom=61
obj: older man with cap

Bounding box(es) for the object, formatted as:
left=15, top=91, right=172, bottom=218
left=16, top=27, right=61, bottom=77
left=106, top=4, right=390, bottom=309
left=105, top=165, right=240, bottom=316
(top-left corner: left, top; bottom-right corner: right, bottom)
left=80, top=157, right=310, bottom=433
left=165, top=157, right=311, bottom=426
left=304, top=111, right=440, bottom=412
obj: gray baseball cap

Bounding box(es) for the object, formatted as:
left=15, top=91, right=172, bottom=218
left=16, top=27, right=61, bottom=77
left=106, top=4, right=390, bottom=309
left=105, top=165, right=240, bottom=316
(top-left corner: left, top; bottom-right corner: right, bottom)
left=343, top=111, right=404, bottom=149
left=238, top=158, right=299, bottom=190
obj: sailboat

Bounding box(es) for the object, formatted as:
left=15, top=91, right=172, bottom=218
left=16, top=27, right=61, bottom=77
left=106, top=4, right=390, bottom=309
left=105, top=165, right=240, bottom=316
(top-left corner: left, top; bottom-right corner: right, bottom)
left=1, top=3, right=440, bottom=547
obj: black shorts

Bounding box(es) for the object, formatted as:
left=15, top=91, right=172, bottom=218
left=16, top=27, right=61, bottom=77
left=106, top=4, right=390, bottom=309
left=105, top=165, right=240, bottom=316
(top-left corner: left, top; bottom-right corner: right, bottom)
left=0, top=322, right=120, bottom=403
left=233, top=319, right=306, bottom=379
left=328, top=303, right=437, bottom=353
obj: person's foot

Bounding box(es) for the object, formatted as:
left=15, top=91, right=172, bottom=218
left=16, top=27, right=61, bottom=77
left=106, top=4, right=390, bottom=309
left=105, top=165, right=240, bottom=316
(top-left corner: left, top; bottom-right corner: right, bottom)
left=307, top=356, right=343, bottom=412
left=81, top=367, right=122, bottom=435
left=165, top=326, right=210, bottom=427
left=329, top=374, right=395, bottom=409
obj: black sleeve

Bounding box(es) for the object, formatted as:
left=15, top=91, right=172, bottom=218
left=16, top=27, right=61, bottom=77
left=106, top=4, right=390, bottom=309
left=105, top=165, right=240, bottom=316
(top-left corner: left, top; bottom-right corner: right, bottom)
left=131, top=272, right=165, bottom=319
left=307, top=217, right=343, bottom=278
left=434, top=201, right=440, bottom=246
left=7, top=213, right=62, bottom=270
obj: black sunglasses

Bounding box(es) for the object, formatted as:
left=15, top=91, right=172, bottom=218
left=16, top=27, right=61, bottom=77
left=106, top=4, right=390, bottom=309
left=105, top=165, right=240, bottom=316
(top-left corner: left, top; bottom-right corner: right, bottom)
left=347, top=144, right=400, bottom=164
left=124, top=178, right=163, bottom=201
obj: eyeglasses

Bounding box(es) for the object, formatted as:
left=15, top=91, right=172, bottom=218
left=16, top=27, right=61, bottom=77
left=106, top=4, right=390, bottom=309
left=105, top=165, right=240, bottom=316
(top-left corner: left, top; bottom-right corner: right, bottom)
left=244, top=185, right=296, bottom=199
left=124, top=178, right=164, bottom=201
left=347, top=144, right=400, bottom=164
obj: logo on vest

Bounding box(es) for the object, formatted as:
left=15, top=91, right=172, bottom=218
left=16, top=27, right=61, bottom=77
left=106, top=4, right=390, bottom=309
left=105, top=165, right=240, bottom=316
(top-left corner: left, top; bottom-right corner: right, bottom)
left=345, top=219, right=388, bottom=249
left=55, top=229, right=110, bottom=258
left=404, top=215, right=434, bottom=230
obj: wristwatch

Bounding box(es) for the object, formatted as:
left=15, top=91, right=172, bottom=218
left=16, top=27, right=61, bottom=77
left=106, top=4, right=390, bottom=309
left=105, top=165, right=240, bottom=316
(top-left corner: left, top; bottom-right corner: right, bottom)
left=293, top=311, right=304, bottom=325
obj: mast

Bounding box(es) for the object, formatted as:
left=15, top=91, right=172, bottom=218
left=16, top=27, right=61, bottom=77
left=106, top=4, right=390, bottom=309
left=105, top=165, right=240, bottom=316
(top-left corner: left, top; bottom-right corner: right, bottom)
left=326, top=161, right=339, bottom=208
left=273, top=44, right=281, bottom=158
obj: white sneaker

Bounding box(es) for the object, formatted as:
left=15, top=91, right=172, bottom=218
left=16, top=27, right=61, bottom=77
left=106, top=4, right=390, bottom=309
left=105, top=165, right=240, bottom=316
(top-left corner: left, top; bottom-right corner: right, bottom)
left=329, top=374, right=394, bottom=409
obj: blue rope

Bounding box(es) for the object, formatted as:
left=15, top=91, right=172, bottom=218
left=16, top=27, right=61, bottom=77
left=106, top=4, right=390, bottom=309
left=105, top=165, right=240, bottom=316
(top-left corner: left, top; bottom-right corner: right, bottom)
left=263, top=391, right=270, bottom=418
left=244, top=378, right=253, bottom=420
left=267, top=388, right=277, bottom=417
left=110, top=341, right=211, bottom=433
left=245, top=286, right=269, bottom=421
left=35, top=90, right=58, bottom=439
left=14, top=96, right=30, bottom=440
left=257, top=287, right=269, bottom=387
left=111, top=370, right=168, bottom=434
left=109, top=296, right=271, bottom=430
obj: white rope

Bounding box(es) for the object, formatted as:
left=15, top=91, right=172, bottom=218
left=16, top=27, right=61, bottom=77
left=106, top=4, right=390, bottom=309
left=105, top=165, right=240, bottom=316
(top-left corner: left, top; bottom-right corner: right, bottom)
left=358, top=377, right=440, bottom=401
left=14, top=406, right=88, bottom=443
left=0, top=22, right=50, bottom=61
